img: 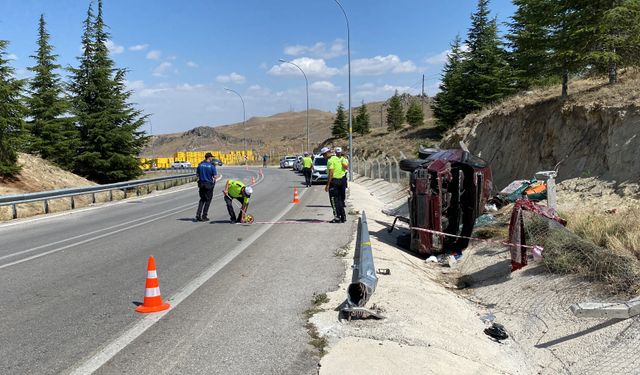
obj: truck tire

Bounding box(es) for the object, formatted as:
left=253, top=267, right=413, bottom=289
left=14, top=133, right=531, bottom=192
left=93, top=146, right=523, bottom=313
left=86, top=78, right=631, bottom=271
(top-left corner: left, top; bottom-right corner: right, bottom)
left=399, top=159, right=427, bottom=173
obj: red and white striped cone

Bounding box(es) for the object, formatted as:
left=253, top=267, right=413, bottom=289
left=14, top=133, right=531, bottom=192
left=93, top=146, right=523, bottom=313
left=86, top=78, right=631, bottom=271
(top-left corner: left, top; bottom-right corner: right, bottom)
left=135, top=256, right=170, bottom=313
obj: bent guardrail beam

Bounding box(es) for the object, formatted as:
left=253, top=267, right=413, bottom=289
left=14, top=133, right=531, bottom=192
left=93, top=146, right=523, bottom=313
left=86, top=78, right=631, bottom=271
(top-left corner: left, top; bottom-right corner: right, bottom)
left=342, top=211, right=384, bottom=319
left=0, top=172, right=197, bottom=219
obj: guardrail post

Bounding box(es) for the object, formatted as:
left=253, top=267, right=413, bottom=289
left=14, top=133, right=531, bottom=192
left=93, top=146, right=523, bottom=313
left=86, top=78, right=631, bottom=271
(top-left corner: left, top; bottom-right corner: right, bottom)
left=92, top=193, right=96, bottom=204
left=12, top=204, right=17, bottom=219
left=109, top=190, right=113, bottom=201
left=70, top=196, right=75, bottom=210
left=124, top=189, right=128, bottom=199
left=44, top=199, right=49, bottom=214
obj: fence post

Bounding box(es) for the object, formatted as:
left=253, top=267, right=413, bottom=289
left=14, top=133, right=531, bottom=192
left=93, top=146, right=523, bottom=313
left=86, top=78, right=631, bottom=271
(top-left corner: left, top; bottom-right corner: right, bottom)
left=387, top=157, right=393, bottom=183
left=392, top=156, right=400, bottom=183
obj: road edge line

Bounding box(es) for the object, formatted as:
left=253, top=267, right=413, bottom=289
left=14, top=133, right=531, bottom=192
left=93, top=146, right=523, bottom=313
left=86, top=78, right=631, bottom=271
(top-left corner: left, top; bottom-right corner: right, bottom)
left=67, top=187, right=307, bottom=375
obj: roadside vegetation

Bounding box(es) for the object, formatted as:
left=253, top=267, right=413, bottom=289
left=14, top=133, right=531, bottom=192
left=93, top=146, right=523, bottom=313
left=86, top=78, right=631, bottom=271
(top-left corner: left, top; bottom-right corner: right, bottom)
left=0, top=0, right=146, bottom=183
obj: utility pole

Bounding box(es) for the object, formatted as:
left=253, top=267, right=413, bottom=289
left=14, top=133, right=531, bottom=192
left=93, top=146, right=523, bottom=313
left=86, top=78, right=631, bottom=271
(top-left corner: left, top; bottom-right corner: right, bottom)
left=421, top=74, right=425, bottom=114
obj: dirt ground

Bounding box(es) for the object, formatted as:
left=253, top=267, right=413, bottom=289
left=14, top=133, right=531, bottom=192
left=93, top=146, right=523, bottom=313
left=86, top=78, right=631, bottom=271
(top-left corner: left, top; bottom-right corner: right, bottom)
left=311, top=176, right=640, bottom=375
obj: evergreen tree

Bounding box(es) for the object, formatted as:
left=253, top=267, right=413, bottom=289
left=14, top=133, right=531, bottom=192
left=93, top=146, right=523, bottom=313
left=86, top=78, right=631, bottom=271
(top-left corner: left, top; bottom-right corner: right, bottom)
left=386, top=90, right=405, bottom=131
left=406, top=100, right=424, bottom=127
left=507, top=0, right=560, bottom=88
left=26, top=15, right=78, bottom=170
left=354, top=100, right=370, bottom=135
left=332, top=102, right=347, bottom=138
left=432, top=35, right=467, bottom=128
left=0, top=40, right=26, bottom=177
left=69, top=0, right=147, bottom=183
left=462, top=0, right=514, bottom=111
left=593, top=0, right=640, bottom=83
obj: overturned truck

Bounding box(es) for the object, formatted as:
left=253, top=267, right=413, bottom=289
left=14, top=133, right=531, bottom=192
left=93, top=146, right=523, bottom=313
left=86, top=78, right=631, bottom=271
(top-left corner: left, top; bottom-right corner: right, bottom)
left=400, top=148, right=492, bottom=256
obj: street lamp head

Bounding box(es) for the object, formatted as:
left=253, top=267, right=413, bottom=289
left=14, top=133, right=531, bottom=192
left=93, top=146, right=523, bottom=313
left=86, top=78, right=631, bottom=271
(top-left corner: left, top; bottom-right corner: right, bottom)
left=278, top=58, right=287, bottom=63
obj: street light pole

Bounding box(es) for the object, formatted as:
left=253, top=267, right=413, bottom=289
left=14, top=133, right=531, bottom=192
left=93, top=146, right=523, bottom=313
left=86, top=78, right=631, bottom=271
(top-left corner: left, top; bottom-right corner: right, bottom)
left=279, top=59, right=310, bottom=152
left=224, top=87, right=246, bottom=165
left=333, top=0, right=352, bottom=181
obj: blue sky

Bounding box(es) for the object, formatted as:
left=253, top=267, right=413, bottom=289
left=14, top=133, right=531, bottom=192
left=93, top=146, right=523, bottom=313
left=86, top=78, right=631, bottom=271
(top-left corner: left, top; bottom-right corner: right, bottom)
left=1, top=0, right=516, bottom=135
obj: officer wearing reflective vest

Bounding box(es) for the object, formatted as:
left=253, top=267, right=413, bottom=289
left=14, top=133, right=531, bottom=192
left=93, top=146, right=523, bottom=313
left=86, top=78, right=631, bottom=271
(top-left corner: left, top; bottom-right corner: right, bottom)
left=334, top=146, right=349, bottom=208
left=321, top=147, right=346, bottom=223
left=302, top=151, right=313, bottom=187
left=223, top=179, right=253, bottom=224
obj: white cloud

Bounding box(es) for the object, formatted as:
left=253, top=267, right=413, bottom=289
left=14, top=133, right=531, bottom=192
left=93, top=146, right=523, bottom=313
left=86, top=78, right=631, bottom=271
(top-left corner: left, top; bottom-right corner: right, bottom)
left=268, top=57, right=340, bottom=78
left=129, top=44, right=149, bottom=52
left=105, top=40, right=124, bottom=54
left=351, top=55, right=417, bottom=75
left=186, top=61, right=199, bottom=68
left=7, top=53, right=17, bottom=60
left=138, top=88, right=169, bottom=98
left=125, top=80, right=145, bottom=90
left=153, top=62, right=173, bottom=77
left=215, top=72, right=246, bottom=84
left=425, top=50, right=450, bottom=65
left=146, top=50, right=162, bottom=60
left=176, top=83, right=205, bottom=91
left=284, top=39, right=346, bottom=59
left=354, top=83, right=420, bottom=98
left=310, top=81, right=338, bottom=92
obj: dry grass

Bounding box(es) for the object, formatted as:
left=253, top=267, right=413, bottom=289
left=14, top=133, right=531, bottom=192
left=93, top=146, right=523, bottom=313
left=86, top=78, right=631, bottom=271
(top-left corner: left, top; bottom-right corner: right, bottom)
left=562, top=207, right=640, bottom=261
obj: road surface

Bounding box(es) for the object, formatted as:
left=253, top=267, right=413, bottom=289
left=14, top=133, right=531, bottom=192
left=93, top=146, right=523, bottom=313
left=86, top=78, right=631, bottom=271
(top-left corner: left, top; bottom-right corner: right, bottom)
left=0, top=167, right=353, bottom=374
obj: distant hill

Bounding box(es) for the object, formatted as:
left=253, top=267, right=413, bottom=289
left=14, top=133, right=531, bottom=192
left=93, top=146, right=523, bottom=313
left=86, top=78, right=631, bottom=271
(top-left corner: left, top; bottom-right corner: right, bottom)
left=141, top=109, right=335, bottom=158
left=141, top=95, right=435, bottom=159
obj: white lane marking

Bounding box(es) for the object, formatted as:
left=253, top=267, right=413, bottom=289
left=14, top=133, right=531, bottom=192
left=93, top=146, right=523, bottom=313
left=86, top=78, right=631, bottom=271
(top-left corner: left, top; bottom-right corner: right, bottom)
left=67, top=188, right=307, bottom=375
left=0, top=201, right=196, bottom=261
left=0, top=204, right=193, bottom=270
left=0, top=171, right=266, bottom=267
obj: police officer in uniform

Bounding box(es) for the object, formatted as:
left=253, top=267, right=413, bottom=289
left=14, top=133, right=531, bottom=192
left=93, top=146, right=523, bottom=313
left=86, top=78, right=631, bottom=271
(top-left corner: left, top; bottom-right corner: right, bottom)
left=302, top=151, right=313, bottom=187
left=334, top=147, right=349, bottom=208
left=321, top=147, right=346, bottom=223
left=195, top=152, right=219, bottom=221
left=223, top=179, right=253, bottom=223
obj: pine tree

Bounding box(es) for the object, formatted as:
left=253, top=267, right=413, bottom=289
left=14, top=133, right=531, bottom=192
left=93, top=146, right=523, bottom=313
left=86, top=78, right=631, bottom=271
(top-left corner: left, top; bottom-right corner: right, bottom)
left=592, top=0, right=640, bottom=83
left=386, top=90, right=404, bottom=131
left=354, top=100, right=370, bottom=135
left=0, top=40, right=26, bottom=177
left=26, top=15, right=78, bottom=170
left=433, top=35, right=467, bottom=128
left=507, top=0, right=560, bottom=89
left=406, top=100, right=424, bottom=127
left=462, top=0, right=514, bottom=111
left=69, top=0, right=147, bottom=183
left=332, top=102, right=347, bottom=138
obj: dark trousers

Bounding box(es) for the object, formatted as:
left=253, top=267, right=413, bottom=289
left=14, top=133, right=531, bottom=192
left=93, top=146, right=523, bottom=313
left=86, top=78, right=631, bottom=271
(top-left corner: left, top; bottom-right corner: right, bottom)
left=224, top=195, right=244, bottom=222
left=196, top=181, right=215, bottom=218
left=329, top=179, right=346, bottom=220
left=302, top=168, right=312, bottom=187
left=340, top=176, right=347, bottom=207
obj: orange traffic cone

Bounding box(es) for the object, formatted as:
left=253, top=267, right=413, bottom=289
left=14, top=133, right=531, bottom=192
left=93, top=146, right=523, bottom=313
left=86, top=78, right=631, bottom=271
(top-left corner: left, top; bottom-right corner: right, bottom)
left=292, top=186, right=300, bottom=203
left=251, top=176, right=256, bottom=185
left=136, top=256, right=170, bottom=313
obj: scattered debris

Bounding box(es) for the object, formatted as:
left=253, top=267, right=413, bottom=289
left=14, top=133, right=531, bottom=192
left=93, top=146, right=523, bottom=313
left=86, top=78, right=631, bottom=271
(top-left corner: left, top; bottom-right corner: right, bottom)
left=484, top=323, right=509, bottom=342
left=376, top=268, right=391, bottom=275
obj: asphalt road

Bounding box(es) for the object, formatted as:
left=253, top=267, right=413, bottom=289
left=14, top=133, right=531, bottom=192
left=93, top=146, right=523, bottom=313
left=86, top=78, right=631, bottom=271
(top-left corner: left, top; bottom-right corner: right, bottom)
left=0, top=167, right=353, bottom=375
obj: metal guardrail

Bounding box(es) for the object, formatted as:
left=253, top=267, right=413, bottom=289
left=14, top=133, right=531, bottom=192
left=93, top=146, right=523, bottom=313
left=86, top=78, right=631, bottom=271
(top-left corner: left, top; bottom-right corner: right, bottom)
left=0, top=172, right=197, bottom=219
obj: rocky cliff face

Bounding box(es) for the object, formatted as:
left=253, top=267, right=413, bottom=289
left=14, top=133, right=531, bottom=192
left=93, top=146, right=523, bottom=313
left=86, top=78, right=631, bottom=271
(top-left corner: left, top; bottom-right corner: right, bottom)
left=442, top=90, right=640, bottom=190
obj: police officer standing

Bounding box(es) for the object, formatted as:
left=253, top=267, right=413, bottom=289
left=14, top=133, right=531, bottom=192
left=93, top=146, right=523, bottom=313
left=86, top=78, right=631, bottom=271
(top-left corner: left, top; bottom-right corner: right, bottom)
left=321, top=147, right=346, bottom=223
left=302, top=151, right=313, bottom=187
left=334, top=147, right=349, bottom=208
left=195, top=152, right=219, bottom=222
left=223, top=179, right=253, bottom=224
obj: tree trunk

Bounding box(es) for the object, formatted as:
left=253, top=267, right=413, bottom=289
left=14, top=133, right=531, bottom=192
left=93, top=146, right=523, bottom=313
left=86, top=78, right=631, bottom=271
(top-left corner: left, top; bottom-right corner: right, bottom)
left=608, top=60, right=617, bottom=84
left=561, top=64, right=569, bottom=98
